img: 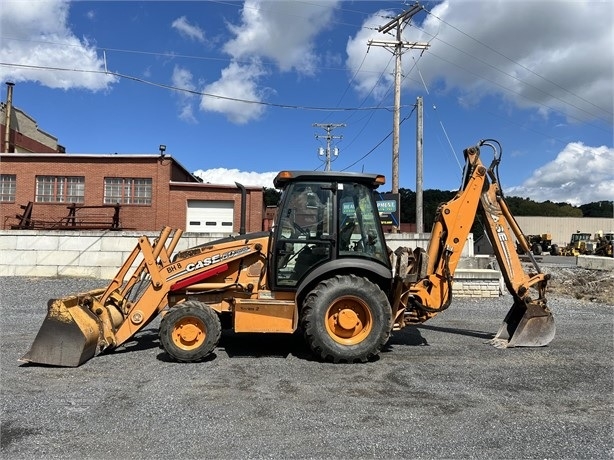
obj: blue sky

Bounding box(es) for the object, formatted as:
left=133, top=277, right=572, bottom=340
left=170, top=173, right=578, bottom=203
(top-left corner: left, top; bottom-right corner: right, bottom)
left=1, top=0, right=612, bottom=206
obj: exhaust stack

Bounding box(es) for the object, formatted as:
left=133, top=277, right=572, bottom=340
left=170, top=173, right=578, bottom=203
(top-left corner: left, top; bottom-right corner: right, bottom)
left=4, top=81, right=14, bottom=153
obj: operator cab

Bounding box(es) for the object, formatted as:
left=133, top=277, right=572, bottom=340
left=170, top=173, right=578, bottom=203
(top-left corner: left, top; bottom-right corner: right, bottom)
left=271, top=171, right=390, bottom=289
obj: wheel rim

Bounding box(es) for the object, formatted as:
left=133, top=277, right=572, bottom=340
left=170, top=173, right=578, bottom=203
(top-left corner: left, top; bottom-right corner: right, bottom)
left=325, top=296, right=373, bottom=345
left=171, top=316, right=206, bottom=351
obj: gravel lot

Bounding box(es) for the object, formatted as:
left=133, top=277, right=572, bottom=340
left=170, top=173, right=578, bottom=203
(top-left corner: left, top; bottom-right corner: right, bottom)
left=1, top=276, right=612, bottom=459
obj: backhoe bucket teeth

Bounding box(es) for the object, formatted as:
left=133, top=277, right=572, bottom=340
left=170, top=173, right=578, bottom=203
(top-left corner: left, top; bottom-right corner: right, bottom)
left=21, top=295, right=102, bottom=367
left=491, top=300, right=555, bottom=348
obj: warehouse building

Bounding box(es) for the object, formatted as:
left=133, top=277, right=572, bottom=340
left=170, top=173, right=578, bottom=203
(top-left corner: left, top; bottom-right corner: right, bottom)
left=474, top=216, right=614, bottom=254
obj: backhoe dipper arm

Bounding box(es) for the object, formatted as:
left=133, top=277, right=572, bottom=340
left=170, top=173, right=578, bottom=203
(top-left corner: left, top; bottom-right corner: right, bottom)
left=478, top=148, right=549, bottom=303
left=476, top=140, right=554, bottom=347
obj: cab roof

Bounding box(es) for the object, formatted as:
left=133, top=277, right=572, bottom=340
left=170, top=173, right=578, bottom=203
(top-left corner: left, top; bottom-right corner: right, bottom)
left=273, top=170, right=386, bottom=190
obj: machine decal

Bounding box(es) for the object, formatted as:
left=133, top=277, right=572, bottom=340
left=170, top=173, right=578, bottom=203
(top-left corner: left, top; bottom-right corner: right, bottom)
left=492, top=214, right=514, bottom=278
left=167, top=246, right=251, bottom=281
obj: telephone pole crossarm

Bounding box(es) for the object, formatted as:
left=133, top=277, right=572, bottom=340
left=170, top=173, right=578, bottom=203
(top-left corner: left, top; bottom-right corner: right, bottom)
left=367, top=41, right=429, bottom=50
left=377, top=3, right=423, bottom=34
left=313, top=123, right=346, bottom=171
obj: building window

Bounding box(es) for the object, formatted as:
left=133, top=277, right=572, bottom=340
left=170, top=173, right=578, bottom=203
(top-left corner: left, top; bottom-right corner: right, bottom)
left=0, top=174, right=16, bottom=202
left=35, top=176, right=84, bottom=203
left=104, top=178, right=152, bottom=205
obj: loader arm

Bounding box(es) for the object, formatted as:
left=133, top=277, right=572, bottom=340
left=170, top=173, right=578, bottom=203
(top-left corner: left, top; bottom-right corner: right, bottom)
left=393, top=140, right=554, bottom=347
left=21, top=227, right=267, bottom=366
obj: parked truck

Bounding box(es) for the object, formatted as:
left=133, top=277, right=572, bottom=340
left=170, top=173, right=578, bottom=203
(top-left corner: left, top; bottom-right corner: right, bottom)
left=594, top=231, right=613, bottom=257
left=516, top=233, right=560, bottom=256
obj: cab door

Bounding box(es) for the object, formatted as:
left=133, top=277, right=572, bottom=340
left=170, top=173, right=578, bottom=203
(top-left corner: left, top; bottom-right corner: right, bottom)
left=272, top=182, right=335, bottom=289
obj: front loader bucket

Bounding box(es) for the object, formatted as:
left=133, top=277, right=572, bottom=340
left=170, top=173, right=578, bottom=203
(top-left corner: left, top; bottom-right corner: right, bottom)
left=21, top=294, right=102, bottom=367
left=491, top=300, right=555, bottom=348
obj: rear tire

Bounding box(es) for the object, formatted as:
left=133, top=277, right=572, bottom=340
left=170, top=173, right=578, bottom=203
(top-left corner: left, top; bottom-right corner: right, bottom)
left=160, top=301, right=221, bottom=363
left=301, top=275, right=392, bottom=363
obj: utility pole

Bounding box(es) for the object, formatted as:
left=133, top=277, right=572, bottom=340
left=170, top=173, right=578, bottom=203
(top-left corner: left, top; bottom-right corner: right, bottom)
left=416, top=96, right=424, bottom=233
left=313, top=123, right=345, bottom=171
left=368, top=2, right=429, bottom=232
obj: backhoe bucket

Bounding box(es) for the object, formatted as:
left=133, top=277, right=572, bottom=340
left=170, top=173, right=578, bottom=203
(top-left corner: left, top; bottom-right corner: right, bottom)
left=21, top=293, right=103, bottom=367
left=491, top=300, right=555, bottom=348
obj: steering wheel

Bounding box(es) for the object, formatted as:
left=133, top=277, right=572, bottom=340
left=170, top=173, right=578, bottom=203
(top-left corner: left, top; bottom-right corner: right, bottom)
left=292, top=222, right=311, bottom=238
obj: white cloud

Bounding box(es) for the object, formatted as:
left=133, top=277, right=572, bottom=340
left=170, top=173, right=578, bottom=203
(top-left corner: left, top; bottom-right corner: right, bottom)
left=347, top=1, right=613, bottom=123
left=345, top=11, right=397, bottom=100
left=199, top=61, right=269, bottom=124
left=199, top=0, right=339, bottom=123
left=193, top=168, right=278, bottom=189
left=171, top=16, right=205, bottom=43
left=171, top=65, right=198, bottom=123
left=224, top=0, right=339, bottom=75
left=507, top=143, right=614, bottom=206
left=0, top=0, right=117, bottom=90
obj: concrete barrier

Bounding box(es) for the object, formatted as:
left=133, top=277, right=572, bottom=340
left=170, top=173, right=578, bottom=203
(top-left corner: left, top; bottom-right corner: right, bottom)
left=0, top=230, right=501, bottom=298
left=576, top=254, right=614, bottom=271
left=0, top=229, right=224, bottom=279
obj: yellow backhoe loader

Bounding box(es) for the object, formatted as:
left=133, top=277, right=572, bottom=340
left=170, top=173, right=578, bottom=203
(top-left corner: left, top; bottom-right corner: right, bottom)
left=22, top=139, right=555, bottom=367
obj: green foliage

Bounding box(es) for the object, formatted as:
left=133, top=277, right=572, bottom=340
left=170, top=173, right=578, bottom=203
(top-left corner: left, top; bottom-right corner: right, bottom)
left=264, top=188, right=281, bottom=207
left=579, top=201, right=614, bottom=217
left=395, top=190, right=598, bottom=236
left=396, top=188, right=456, bottom=229
left=504, top=196, right=582, bottom=217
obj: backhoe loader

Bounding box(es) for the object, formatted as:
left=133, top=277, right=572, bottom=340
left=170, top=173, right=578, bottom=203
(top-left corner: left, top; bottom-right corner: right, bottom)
left=22, top=139, right=555, bottom=367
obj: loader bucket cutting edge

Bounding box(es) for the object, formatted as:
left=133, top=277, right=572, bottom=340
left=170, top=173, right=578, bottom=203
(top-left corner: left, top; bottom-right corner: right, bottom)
left=20, top=296, right=102, bottom=367
left=491, top=300, right=555, bottom=348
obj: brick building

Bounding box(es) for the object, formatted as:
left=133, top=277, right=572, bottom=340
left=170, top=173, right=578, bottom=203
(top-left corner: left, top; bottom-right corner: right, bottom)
left=0, top=153, right=263, bottom=233
left=1, top=85, right=264, bottom=234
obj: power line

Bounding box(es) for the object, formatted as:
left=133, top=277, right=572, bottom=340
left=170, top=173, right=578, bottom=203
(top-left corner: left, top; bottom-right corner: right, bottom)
left=341, top=105, right=416, bottom=172
left=0, top=62, right=415, bottom=113
left=419, top=6, right=613, bottom=124
left=422, top=50, right=611, bottom=133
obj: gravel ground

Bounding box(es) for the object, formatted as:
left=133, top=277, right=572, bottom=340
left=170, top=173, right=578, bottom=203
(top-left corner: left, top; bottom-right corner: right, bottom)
left=540, top=262, right=614, bottom=304
left=1, top=276, right=612, bottom=459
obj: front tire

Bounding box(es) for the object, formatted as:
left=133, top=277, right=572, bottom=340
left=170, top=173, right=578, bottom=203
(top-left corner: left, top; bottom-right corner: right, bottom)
left=160, top=301, right=221, bottom=363
left=301, top=275, right=392, bottom=363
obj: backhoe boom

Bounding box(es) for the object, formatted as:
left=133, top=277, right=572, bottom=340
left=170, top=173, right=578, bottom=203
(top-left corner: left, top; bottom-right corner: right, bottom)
left=393, top=140, right=554, bottom=347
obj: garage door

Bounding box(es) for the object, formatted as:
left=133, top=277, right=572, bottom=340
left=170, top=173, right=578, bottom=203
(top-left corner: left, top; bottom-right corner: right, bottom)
left=186, top=200, right=234, bottom=233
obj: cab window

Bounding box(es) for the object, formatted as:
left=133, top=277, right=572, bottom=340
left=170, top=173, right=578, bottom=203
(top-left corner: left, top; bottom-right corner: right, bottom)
left=275, top=182, right=334, bottom=287
left=337, top=183, right=388, bottom=265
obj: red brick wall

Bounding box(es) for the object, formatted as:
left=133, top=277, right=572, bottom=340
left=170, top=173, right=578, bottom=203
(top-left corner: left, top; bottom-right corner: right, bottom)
left=1, top=155, right=263, bottom=233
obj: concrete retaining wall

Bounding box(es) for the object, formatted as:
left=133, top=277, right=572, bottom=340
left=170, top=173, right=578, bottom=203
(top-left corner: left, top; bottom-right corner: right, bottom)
left=452, top=269, right=502, bottom=298
left=576, top=254, right=614, bottom=271
left=0, top=230, right=501, bottom=298
left=0, top=229, right=223, bottom=279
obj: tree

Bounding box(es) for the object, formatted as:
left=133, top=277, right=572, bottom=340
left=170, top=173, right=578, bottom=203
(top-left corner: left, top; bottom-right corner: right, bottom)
left=503, top=196, right=582, bottom=217
left=580, top=201, right=614, bottom=217
left=264, top=188, right=281, bottom=207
